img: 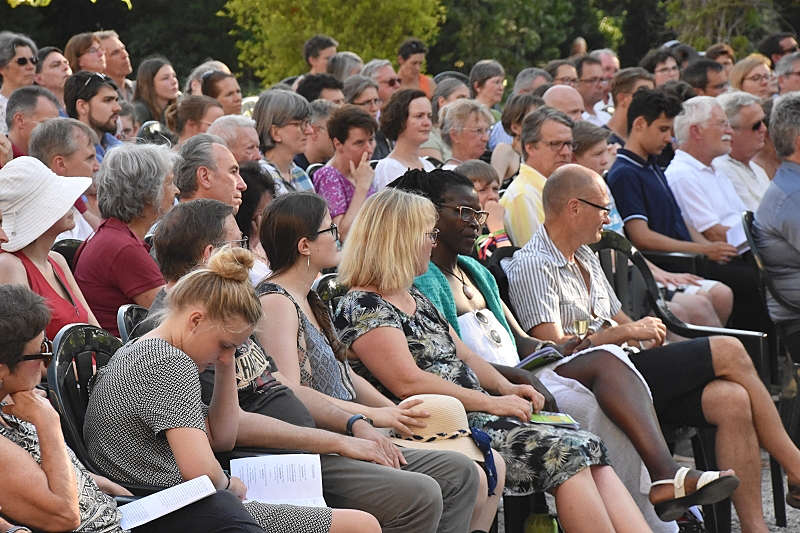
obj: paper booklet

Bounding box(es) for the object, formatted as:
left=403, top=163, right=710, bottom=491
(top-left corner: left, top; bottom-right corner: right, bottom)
left=231, top=453, right=327, bottom=508
left=515, top=345, right=563, bottom=371
left=118, top=475, right=215, bottom=530
left=530, top=411, right=580, bottom=430
left=726, top=223, right=750, bottom=254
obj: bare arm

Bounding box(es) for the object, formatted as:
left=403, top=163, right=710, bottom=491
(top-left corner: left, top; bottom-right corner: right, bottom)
left=490, top=143, right=514, bottom=181
left=166, top=427, right=230, bottom=489
left=701, top=223, right=731, bottom=243
left=625, top=219, right=737, bottom=263
left=132, top=285, right=164, bottom=308
left=205, top=354, right=239, bottom=452
left=334, top=153, right=374, bottom=241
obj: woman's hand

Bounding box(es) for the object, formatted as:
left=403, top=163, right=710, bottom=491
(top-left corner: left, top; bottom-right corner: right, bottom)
left=89, top=473, right=133, bottom=496
left=486, top=394, right=533, bottom=422
left=228, top=476, right=248, bottom=500
left=484, top=200, right=506, bottom=233
left=368, top=398, right=429, bottom=437
left=349, top=152, right=375, bottom=192
left=499, top=382, right=544, bottom=412
left=2, top=391, right=59, bottom=427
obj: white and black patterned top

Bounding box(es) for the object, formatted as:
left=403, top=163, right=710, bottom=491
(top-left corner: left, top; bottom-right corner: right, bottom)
left=505, top=225, right=622, bottom=334
left=84, top=338, right=209, bottom=488
left=0, top=410, right=124, bottom=532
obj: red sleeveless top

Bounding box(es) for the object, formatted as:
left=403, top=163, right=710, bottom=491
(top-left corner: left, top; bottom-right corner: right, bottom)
left=13, top=251, right=91, bottom=339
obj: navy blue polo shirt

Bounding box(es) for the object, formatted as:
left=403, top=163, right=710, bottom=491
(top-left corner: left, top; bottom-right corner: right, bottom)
left=606, top=148, right=691, bottom=241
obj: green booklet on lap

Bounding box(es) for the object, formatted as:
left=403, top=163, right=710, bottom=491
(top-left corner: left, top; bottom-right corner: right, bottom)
left=530, top=411, right=580, bottom=430
left=515, top=346, right=563, bottom=371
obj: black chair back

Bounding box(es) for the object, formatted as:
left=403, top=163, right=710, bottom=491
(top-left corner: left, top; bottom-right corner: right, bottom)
left=117, top=304, right=150, bottom=343
left=483, top=245, right=520, bottom=311
left=51, top=239, right=83, bottom=272
left=307, top=163, right=324, bottom=181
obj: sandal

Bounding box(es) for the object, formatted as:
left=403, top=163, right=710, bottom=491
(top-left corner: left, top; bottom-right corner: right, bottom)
left=787, top=482, right=800, bottom=509
left=651, top=466, right=740, bottom=522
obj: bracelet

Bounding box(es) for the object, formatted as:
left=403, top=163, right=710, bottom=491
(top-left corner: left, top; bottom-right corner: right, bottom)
left=494, top=234, right=509, bottom=243
left=490, top=229, right=508, bottom=238
left=223, top=470, right=231, bottom=490
left=345, top=414, right=373, bottom=436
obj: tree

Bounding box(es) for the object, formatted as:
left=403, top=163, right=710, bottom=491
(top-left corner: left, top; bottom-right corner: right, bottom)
left=222, top=0, right=443, bottom=85
left=7, top=0, right=131, bottom=7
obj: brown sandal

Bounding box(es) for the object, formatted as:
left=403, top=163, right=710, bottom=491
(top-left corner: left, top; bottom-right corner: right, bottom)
left=787, top=483, right=800, bottom=509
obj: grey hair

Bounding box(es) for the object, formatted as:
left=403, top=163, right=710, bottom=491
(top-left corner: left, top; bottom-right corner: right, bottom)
left=207, top=115, right=256, bottom=148
left=776, top=51, right=800, bottom=77
left=716, top=91, right=761, bottom=127
left=343, top=74, right=378, bottom=103
left=0, top=31, right=37, bottom=71
left=97, top=143, right=178, bottom=222
left=252, top=89, right=311, bottom=152
left=469, top=59, right=505, bottom=97
left=520, top=106, right=574, bottom=159
left=327, top=51, right=363, bottom=82
left=674, top=96, right=719, bottom=145
left=770, top=91, right=800, bottom=158
left=440, top=99, right=493, bottom=147
left=5, top=86, right=59, bottom=130
left=431, top=78, right=468, bottom=124
left=183, top=59, right=230, bottom=94
left=513, top=68, right=551, bottom=94
left=29, top=117, right=98, bottom=164
left=589, top=48, right=618, bottom=60
left=174, top=133, right=225, bottom=198
left=309, top=99, right=336, bottom=123
left=361, top=59, right=392, bottom=80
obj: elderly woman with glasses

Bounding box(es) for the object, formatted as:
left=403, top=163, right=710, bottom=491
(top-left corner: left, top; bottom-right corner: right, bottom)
left=439, top=99, right=493, bottom=170
left=0, top=157, right=99, bottom=340
left=0, top=31, right=38, bottom=135
left=253, top=89, right=315, bottom=195
left=74, top=144, right=178, bottom=335
left=420, top=78, right=471, bottom=164
left=64, top=32, right=105, bottom=74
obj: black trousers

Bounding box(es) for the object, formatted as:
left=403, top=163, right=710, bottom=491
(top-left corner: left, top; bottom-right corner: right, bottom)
left=700, top=253, right=771, bottom=333
left=135, top=490, right=263, bottom=533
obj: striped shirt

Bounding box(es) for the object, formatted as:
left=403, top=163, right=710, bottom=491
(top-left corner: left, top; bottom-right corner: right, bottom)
left=505, top=224, right=621, bottom=334
left=261, top=159, right=315, bottom=196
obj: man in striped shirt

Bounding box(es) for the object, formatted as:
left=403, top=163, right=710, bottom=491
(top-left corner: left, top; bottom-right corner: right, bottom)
left=505, top=162, right=800, bottom=531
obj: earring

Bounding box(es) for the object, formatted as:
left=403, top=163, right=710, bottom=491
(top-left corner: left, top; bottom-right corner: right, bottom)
left=307, top=254, right=310, bottom=269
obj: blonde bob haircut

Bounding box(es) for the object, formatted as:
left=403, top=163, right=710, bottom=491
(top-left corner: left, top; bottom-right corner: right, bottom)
left=729, top=54, right=771, bottom=91
left=168, top=246, right=262, bottom=328
left=339, top=188, right=437, bottom=293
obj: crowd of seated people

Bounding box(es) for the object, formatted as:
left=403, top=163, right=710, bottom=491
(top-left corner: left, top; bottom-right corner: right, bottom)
left=3, top=24, right=800, bottom=533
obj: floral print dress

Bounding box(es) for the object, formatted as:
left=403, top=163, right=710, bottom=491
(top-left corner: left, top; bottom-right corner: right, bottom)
left=334, top=288, right=610, bottom=496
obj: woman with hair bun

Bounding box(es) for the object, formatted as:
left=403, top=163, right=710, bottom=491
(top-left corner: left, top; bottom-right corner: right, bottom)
left=165, top=95, right=224, bottom=146
left=84, top=246, right=379, bottom=533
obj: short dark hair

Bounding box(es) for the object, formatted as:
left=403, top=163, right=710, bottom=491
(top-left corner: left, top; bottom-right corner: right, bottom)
left=327, top=104, right=377, bottom=144
left=610, top=67, right=653, bottom=106
left=705, top=43, right=735, bottom=63
left=572, top=120, right=611, bottom=155
left=758, top=32, right=797, bottom=64
left=296, top=73, right=343, bottom=102
left=153, top=198, right=234, bottom=282
left=500, top=93, right=543, bottom=136
left=681, top=58, right=723, bottom=90
left=35, top=46, right=63, bottom=74
left=398, top=38, right=427, bottom=60
left=639, top=48, right=679, bottom=73
left=380, top=88, right=427, bottom=141
left=626, top=88, right=682, bottom=134
left=573, top=55, right=602, bottom=78
left=5, top=85, right=58, bottom=130
left=304, top=35, right=338, bottom=65
left=236, top=161, right=275, bottom=243
left=388, top=168, right=474, bottom=206
left=64, top=71, right=118, bottom=119
left=468, top=59, right=505, bottom=97
left=544, top=59, right=573, bottom=80
left=201, top=70, right=236, bottom=99
left=0, top=285, right=50, bottom=371
left=660, top=80, right=697, bottom=103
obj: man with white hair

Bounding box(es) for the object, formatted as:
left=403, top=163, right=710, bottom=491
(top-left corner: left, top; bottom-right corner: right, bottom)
left=207, top=115, right=261, bottom=164
left=776, top=51, right=800, bottom=95
left=589, top=48, right=620, bottom=114
left=542, top=85, right=585, bottom=122
left=714, top=91, right=770, bottom=211
left=488, top=67, right=553, bottom=150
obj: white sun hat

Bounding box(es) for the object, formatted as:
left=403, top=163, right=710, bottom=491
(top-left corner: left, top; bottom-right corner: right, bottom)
left=0, top=156, right=92, bottom=252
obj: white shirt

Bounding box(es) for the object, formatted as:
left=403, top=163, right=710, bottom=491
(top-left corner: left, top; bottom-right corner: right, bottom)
left=712, top=154, right=770, bottom=212
left=582, top=107, right=611, bottom=127
left=373, top=156, right=435, bottom=191
left=665, top=149, right=747, bottom=239
left=0, top=94, right=7, bottom=135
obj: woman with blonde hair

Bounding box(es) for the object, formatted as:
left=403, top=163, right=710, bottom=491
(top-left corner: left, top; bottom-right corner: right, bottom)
left=730, top=54, right=773, bottom=99
left=84, top=246, right=379, bottom=533
left=334, top=187, right=659, bottom=533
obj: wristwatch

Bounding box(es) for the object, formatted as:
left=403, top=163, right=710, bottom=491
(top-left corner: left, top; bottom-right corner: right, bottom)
left=345, top=414, right=373, bottom=436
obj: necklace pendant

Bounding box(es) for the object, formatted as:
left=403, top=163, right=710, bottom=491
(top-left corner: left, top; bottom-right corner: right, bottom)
left=462, top=283, right=474, bottom=300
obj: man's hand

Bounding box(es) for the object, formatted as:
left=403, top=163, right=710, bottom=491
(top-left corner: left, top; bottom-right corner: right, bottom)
left=702, top=241, right=738, bottom=263
left=349, top=421, right=406, bottom=469
left=625, top=316, right=667, bottom=346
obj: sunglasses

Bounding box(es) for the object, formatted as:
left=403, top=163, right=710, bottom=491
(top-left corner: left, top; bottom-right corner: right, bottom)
left=382, top=77, right=402, bottom=87
left=21, top=337, right=53, bottom=367
left=82, top=71, right=113, bottom=89
left=14, top=56, right=38, bottom=66
left=438, top=204, right=489, bottom=225
left=316, top=222, right=340, bottom=242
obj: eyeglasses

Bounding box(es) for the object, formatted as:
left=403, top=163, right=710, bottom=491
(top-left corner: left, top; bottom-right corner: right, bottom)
left=784, top=71, right=800, bottom=78
left=554, top=76, right=578, bottom=85
left=744, top=73, right=770, bottom=83
left=538, top=140, right=576, bottom=152
left=579, top=77, right=606, bottom=85
left=224, top=236, right=249, bottom=248
left=381, top=77, right=402, bottom=87
left=14, top=56, right=37, bottom=66
left=425, top=228, right=440, bottom=245
left=21, top=337, right=53, bottom=368
left=781, top=45, right=799, bottom=54
left=438, top=204, right=489, bottom=225
left=655, top=65, right=680, bottom=74
left=577, top=197, right=611, bottom=215
left=353, top=97, right=382, bottom=108
left=735, top=119, right=764, bottom=132
left=316, top=222, right=340, bottom=242
left=460, top=127, right=490, bottom=136
left=284, top=119, right=311, bottom=130
left=80, top=46, right=104, bottom=56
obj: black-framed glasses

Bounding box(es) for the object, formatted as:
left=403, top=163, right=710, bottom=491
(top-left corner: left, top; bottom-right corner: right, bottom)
left=438, top=204, right=489, bottom=225
left=539, top=140, right=576, bottom=152
left=224, top=236, right=249, bottom=248
left=577, top=198, right=611, bottom=215
left=316, top=222, right=339, bottom=242
left=14, top=56, right=37, bottom=66
left=425, top=228, right=440, bottom=245
left=22, top=337, right=53, bottom=367
left=284, top=119, right=311, bottom=130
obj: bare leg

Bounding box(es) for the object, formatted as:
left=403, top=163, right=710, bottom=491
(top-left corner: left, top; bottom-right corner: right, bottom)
left=551, top=467, right=616, bottom=533
left=669, top=292, right=722, bottom=327
left=591, top=465, right=653, bottom=533
left=469, top=454, right=506, bottom=531
left=709, top=336, right=800, bottom=484
left=707, top=282, right=734, bottom=325
left=701, top=379, right=767, bottom=533
left=330, top=509, right=381, bottom=533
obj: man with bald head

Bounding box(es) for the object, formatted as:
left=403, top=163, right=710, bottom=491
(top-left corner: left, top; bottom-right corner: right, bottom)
left=505, top=164, right=800, bottom=532
left=542, top=85, right=584, bottom=122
